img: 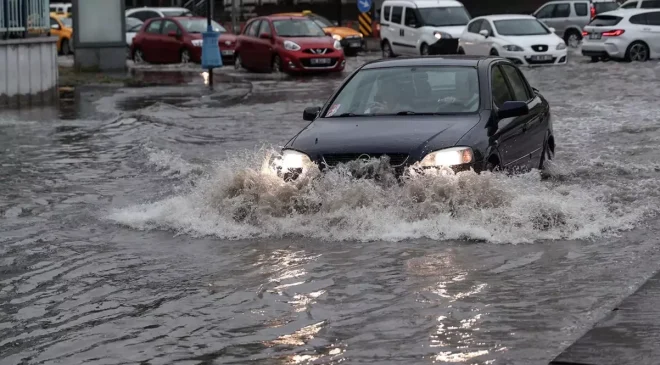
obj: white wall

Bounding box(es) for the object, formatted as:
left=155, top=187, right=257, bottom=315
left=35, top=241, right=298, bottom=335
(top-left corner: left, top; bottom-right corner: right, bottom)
left=0, top=37, right=58, bottom=107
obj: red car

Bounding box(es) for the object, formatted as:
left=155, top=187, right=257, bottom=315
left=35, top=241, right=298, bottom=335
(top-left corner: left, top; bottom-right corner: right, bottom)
left=131, top=17, right=237, bottom=64
left=234, top=15, right=345, bottom=74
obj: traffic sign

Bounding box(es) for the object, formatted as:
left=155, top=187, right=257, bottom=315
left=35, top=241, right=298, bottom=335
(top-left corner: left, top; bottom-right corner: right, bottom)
left=357, top=0, right=372, bottom=13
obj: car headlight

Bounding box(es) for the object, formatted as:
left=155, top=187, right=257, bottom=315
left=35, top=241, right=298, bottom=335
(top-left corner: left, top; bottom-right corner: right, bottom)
left=556, top=42, right=567, bottom=50
left=278, top=149, right=312, bottom=170
left=433, top=31, right=451, bottom=39
left=283, top=40, right=301, bottom=51
left=419, top=147, right=474, bottom=167
left=332, top=34, right=342, bottom=41
left=333, top=40, right=342, bottom=50
left=191, top=39, right=203, bottom=47
left=503, top=45, right=524, bottom=52
left=358, top=33, right=363, bottom=38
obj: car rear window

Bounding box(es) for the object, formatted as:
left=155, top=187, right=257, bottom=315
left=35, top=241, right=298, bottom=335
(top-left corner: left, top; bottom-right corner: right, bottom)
left=161, top=9, right=193, bottom=17
left=594, top=2, right=620, bottom=13
left=323, top=66, right=480, bottom=117
left=588, top=15, right=622, bottom=26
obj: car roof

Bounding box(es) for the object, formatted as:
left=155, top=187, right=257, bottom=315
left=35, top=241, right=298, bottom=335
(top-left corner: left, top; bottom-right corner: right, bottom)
left=258, top=15, right=309, bottom=20
left=361, top=55, right=498, bottom=70
left=127, top=7, right=191, bottom=12
left=597, top=8, right=656, bottom=16
left=477, top=14, right=536, bottom=21
left=382, top=0, right=464, bottom=8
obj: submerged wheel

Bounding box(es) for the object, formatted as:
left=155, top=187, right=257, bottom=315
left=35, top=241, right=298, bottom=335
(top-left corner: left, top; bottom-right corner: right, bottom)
left=382, top=40, right=394, bottom=58
left=457, top=47, right=465, bottom=54
left=272, top=54, right=282, bottom=73
left=539, top=137, right=554, bottom=170
left=564, top=30, right=581, bottom=48
left=490, top=48, right=499, bottom=56
left=61, top=39, right=71, bottom=55
left=180, top=48, right=191, bottom=64
left=420, top=43, right=429, bottom=56
left=234, top=53, right=242, bottom=70
left=133, top=48, right=145, bottom=64
left=626, top=41, right=649, bottom=62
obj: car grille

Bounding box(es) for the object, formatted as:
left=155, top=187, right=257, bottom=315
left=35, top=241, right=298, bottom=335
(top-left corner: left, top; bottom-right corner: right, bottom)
left=344, top=35, right=361, bottom=40
left=304, top=48, right=330, bottom=54
left=532, top=44, right=548, bottom=52
left=527, top=57, right=556, bottom=65
left=322, top=153, right=409, bottom=167
left=300, top=58, right=338, bottom=68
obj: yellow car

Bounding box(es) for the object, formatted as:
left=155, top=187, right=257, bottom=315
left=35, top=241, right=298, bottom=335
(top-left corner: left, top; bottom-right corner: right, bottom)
left=272, top=11, right=365, bottom=55
left=49, top=12, right=73, bottom=55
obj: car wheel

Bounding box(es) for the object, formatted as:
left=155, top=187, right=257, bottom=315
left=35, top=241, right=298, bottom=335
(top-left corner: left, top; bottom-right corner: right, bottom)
left=61, top=39, right=70, bottom=55
left=490, top=48, right=499, bottom=56
left=272, top=54, right=282, bottom=73
left=382, top=40, right=394, bottom=58
left=539, top=137, right=554, bottom=170
left=457, top=47, right=465, bottom=54
left=564, top=30, right=581, bottom=48
left=420, top=43, right=429, bottom=56
left=590, top=56, right=600, bottom=62
left=626, top=41, right=649, bottom=62
left=133, top=48, right=145, bottom=64
left=234, top=53, right=243, bottom=70
left=485, top=159, right=501, bottom=172
left=180, top=49, right=191, bottom=64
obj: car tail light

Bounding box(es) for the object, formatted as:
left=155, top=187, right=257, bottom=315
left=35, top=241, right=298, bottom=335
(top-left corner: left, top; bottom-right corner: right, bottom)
left=590, top=6, right=595, bottom=18
left=582, top=30, right=589, bottom=36
left=602, top=29, right=625, bottom=36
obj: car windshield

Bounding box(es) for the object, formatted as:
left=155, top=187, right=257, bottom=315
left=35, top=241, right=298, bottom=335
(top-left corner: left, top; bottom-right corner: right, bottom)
left=494, top=19, right=550, bottom=36
left=179, top=19, right=226, bottom=33
left=273, top=19, right=326, bottom=37
left=125, top=17, right=143, bottom=31
left=60, top=17, right=72, bottom=28
left=312, top=15, right=333, bottom=27
left=161, top=9, right=193, bottom=17
left=324, top=66, right=480, bottom=117
left=418, top=6, right=471, bottom=26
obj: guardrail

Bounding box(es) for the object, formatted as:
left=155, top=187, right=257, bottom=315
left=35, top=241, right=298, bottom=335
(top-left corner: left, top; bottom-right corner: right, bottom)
left=0, top=0, right=50, bottom=39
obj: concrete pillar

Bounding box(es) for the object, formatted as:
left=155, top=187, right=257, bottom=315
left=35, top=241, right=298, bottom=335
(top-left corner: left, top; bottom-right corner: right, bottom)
left=72, top=0, right=126, bottom=72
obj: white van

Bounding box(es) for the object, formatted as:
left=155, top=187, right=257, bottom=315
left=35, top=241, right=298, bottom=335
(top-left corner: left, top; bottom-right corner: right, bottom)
left=379, top=0, right=471, bottom=57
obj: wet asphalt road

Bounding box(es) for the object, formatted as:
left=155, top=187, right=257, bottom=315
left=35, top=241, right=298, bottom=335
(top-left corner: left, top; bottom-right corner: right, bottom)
left=3, top=51, right=660, bottom=365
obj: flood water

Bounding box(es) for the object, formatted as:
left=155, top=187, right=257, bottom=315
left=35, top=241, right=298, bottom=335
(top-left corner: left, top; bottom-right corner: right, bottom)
left=2, top=53, right=660, bottom=364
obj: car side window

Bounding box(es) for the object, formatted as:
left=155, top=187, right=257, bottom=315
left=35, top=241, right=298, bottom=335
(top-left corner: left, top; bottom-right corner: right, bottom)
left=630, top=13, right=648, bottom=24
left=258, top=20, right=271, bottom=36
left=247, top=20, right=261, bottom=37
left=574, top=3, right=588, bottom=16
left=50, top=17, right=60, bottom=28
left=383, top=6, right=391, bottom=22
left=535, top=4, right=556, bottom=18
left=646, top=11, right=660, bottom=24
left=621, top=1, right=639, bottom=8
left=491, top=65, right=514, bottom=108
left=146, top=20, right=162, bottom=34
left=554, top=3, right=571, bottom=17
left=391, top=6, right=403, bottom=24
left=480, top=19, right=493, bottom=35
left=500, top=65, right=531, bottom=102
left=161, top=20, right=180, bottom=35
left=147, top=11, right=161, bottom=20
left=467, top=19, right=482, bottom=33
left=641, top=0, right=660, bottom=8
left=404, top=7, right=419, bottom=27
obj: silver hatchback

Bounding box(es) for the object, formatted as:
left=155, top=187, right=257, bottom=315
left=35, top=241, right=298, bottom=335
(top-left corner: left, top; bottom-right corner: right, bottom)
left=533, top=0, right=619, bottom=47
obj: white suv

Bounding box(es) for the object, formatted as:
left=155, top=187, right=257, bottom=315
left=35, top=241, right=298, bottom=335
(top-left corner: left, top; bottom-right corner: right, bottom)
left=379, top=0, right=471, bottom=57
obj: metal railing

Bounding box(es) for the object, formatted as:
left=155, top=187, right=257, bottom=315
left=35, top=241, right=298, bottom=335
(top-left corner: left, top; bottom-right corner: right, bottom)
left=0, top=0, right=50, bottom=39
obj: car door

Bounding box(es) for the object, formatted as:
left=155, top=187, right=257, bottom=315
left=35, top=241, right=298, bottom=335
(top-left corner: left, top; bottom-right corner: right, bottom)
left=535, top=3, right=559, bottom=33
left=500, top=64, right=546, bottom=168
left=389, top=5, right=405, bottom=54
left=254, top=20, right=275, bottom=70
left=161, top=20, right=184, bottom=63
left=142, top=19, right=163, bottom=63
left=402, top=6, right=421, bottom=54
left=489, top=63, right=529, bottom=169
left=548, top=3, right=572, bottom=37
left=461, top=19, right=483, bottom=54
left=478, top=19, right=496, bottom=55
left=380, top=5, right=393, bottom=45
left=641, top=11, right=660, bottom=52
left=241, top=20, right=261, bottom=69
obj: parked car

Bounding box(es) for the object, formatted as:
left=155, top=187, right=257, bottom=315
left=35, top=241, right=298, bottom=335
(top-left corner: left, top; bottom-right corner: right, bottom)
left=458, top=15, right=568, bottom=66
left=379, top=0, right=471, bottom=57
left=272, top=56, right=554, bottom=181
left=131, top=17, right=237, bottom=65
left=272, top=11, right=365, bottom=55
left=126, top=17, right=144, bottom=47
left=533, top=0, right=619, bottom=47
left=126, top=7, right=193, bottom=22
left=49, top=13, right=73, bottom=55
left=234, top=15, right=345, bottom=74
left=582, top=8, right=660, bottom=61
left=619, top=0, right=660, bottom=8
left=50, top=3, right=72, bottom=17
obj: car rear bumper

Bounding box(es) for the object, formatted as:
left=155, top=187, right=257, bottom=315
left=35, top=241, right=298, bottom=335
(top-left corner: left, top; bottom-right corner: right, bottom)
left=502, top=50, right=568, bottom=66
left=280, top=52, right=346, bottom=73
left=582, top=39, right=626, bottom=58
left=340, top=37, right=365, bottom=52
left=428, top=39, right=459, bottom=55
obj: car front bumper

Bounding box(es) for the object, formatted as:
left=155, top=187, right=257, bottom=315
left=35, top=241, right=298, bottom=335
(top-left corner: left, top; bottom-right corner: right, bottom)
left=582, top=38, right=627, bottom=59
left=339, top=37, right=365, bottom=52
left=280, top=52, right=346, bottom=73
left=428, top=39, right=460, bottom=55
left=502, top=49, right=568, bottom=66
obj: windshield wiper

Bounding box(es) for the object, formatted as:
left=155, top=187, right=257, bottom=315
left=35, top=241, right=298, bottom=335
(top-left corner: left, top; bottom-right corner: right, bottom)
left=395, top=111, right=440, bottom=115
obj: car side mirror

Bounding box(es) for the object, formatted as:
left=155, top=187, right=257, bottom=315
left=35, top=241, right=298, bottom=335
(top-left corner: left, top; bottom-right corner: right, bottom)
left=167, top=31, right=178, bottom=37
left=497, top=101, right=529, bottom=119
left=479, top=29, right=489, bottom=37
left=303, top=106, right=321, bottom=121
left=259, top=32, right=271, bottom=39
left=548, top=27, right=556, bottom=33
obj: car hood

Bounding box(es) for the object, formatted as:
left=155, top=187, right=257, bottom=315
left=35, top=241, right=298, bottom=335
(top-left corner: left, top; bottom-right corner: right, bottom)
left=324, top=26, right=361, bottom=37
left=498, top=33, right=564, bottom=48
left=423, top=25, right=466, bottom=38
left=287, top=115, right=481, bottom=157
left=282, top=36, right=336, bottom=47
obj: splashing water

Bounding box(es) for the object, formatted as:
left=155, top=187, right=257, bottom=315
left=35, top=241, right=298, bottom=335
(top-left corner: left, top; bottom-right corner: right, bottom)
left=108, top=147, right=648, bottom=243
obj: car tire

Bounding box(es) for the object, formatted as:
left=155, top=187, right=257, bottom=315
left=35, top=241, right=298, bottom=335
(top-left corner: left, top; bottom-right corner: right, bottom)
left=590, top=56, right=600, bottom=62
left=539, top=136, right=554, bottom=171
left=272, top=54, right=282, bottom=73
left=180, top=48, right=191, bottom=64
left=564, top=30, right=581, bottom=48
left=133, top=48, right=145, bottom=64
left=625, top=41, right=649, bottom=62
left=457, top=47, right=465, bottom=54
left=485, top=158, right=501, bottom=172
left=420, top=43, right=429, bottom=56
left=490, top=48, right=499, bottom=56
left=61, top=39, right=70, bottom=55
left=382, top=40, right=394, bottom=58
left=234, top=53, right=243, bottom=70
